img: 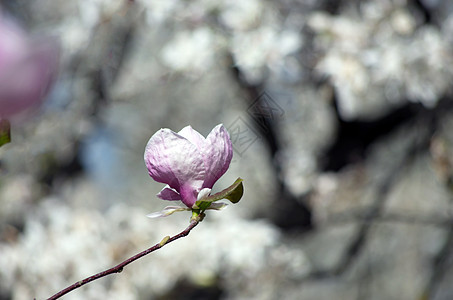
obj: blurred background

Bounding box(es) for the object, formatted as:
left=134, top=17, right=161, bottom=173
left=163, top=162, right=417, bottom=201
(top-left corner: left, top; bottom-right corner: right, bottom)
left=1, top=0, right=453, bottom=299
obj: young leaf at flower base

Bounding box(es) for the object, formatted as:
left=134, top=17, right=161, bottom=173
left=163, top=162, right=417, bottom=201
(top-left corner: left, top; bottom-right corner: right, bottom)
left=224, top=178, right=244, bottom=204
left=0, top=119, right=10, bottom=147
left=194, top=177, right=244, bottom=210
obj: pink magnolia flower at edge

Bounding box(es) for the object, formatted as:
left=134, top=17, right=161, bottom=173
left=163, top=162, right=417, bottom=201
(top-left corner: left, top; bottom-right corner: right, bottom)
left=144, top=124, right=233, bottom=211
left=0, top=10, right=59, bottom=119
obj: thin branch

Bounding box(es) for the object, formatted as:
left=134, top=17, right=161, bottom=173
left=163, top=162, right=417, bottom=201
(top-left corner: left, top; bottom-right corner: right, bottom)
left=46, top=217, right=201, bottom=300
left=326, top=211, right=453, bottom=227
left=425, top=223, right=453, bottom=299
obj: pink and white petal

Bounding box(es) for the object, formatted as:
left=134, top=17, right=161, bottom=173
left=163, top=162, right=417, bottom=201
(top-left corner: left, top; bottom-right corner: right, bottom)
left=157, top=185, right=181, bottom=201
left=179, top=182, right=201, bottom=208
left=144, top=128, right=205, bottom=193
left=197, top=188, right=211, bottom=201
left=202, top=124, right=233, bottom=188
left=178, top=125, right=206, bottom=149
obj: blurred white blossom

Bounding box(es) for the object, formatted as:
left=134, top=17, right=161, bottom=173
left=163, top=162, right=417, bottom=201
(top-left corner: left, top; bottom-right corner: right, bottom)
left=141, top=0, right=302, bottom=82
left=218, top=0, right=263, bottom=31
left=0, top=199, right=283, bottom=299
left=231, top=27, right=302, bottom=83
left=160, top=28, right=218, bottom=74
left=309, top=1, right=453, bottom=119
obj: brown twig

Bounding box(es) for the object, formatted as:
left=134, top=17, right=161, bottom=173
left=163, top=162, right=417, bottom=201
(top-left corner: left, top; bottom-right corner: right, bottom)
left=45, top=217, right=202, bottom=300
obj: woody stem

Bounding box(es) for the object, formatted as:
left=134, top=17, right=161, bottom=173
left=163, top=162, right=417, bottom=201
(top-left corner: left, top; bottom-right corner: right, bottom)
left=46, top=218, right=201, bottom=300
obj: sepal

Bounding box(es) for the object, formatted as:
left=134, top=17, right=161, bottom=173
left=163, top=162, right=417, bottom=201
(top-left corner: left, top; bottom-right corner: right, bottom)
left=146, top=206, right=190, bottom=218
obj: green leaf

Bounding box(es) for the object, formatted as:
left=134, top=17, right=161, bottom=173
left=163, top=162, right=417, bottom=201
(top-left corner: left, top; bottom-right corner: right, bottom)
left=195, top=178, right=244, bottom=209
left=196, top=201, right=212, bottom=211
left=223, top=178, right=243, bottom=204
left=0, top=119, right=11, bottom=147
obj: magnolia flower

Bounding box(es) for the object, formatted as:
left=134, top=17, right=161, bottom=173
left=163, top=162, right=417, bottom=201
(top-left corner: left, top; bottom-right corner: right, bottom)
left=0, top=11, right=59, bottom=119
left=144, top=124, right=233, bottom=215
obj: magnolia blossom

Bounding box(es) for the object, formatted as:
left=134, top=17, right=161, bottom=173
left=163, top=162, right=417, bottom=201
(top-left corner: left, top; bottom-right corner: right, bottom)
left=144, top=124, right=233, bottom=211
left=0, top=11, right=59, bottom=119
